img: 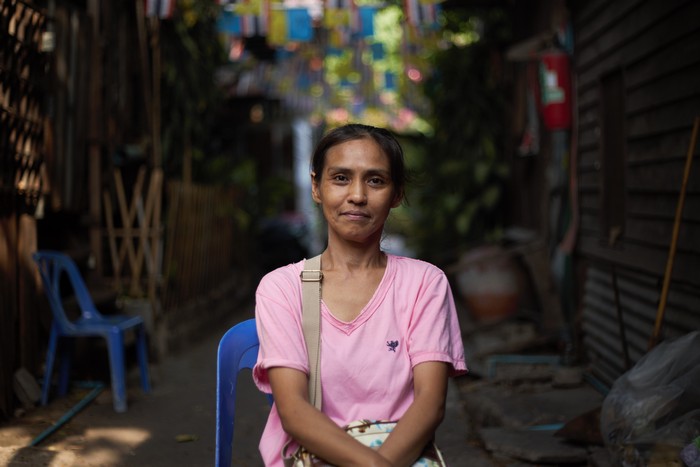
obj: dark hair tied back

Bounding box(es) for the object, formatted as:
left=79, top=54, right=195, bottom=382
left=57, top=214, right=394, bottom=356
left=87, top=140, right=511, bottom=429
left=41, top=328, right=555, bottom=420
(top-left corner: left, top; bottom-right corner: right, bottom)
left=311, top=124, right=407, bottom=203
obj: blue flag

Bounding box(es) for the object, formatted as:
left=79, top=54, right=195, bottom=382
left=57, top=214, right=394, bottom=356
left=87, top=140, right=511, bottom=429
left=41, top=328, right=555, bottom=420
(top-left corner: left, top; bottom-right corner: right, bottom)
left=287, top=8, right=312, bottom=42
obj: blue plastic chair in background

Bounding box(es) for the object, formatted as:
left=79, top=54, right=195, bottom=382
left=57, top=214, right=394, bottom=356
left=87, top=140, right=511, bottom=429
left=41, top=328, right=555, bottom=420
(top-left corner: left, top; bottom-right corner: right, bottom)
left=33, top=250, right=151, bottom=413
left=216, top=318, right=273, bottom=467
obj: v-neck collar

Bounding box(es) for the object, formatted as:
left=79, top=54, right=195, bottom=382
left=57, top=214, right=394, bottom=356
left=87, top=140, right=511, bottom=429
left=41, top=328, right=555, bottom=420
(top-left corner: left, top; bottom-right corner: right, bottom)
left=321, top=253, right=396, bottom=335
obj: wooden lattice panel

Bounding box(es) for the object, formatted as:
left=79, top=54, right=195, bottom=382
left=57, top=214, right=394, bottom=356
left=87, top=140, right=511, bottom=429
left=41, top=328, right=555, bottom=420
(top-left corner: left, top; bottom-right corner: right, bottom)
left=0, top=0, right=49, bottom=217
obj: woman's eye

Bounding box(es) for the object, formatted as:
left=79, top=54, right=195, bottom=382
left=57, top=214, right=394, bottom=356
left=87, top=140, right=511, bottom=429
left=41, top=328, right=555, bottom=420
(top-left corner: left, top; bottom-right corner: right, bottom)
left=368, top=177, right=385, bottom=186
left=333, top=174, right=348, bottom=182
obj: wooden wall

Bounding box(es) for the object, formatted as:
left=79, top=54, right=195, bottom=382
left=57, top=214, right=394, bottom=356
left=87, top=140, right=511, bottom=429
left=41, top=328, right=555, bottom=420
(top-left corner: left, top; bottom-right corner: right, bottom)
left=0, top=0, right=50, bottom=420
left=0, top=0, right=148, bottom=419
left=159, top=181, right=251, bottom=355
left=572, top=0, right=700, bottom=386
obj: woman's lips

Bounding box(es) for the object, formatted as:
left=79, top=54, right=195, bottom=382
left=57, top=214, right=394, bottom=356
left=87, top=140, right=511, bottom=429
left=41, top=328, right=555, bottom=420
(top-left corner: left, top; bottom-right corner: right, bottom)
left=342, top=210, right=369, bottom=220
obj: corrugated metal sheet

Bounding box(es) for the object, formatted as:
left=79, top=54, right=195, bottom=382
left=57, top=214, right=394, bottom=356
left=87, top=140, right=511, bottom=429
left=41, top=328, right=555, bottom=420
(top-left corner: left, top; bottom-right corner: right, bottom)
left=581, top=265, right=700, bottom=387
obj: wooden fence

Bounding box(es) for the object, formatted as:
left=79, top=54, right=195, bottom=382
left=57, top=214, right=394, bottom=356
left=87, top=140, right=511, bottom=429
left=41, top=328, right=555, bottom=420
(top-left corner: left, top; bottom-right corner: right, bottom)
left=100, top=167, right=250, bottom=357
left=161, top=180, right=249, bottom=314
left=102, top=167, right=162, bottom=302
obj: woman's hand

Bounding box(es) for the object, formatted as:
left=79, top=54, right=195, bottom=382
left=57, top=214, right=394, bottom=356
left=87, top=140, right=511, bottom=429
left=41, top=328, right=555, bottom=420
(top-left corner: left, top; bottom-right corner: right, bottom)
left=269, top=367, right=393, bottom=467
left=376, top=361, right=449, bottom=467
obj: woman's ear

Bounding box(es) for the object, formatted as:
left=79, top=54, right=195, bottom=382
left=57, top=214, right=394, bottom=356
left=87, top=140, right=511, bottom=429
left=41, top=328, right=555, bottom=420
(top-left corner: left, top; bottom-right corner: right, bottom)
left=311, top=172, right=321, bottom=203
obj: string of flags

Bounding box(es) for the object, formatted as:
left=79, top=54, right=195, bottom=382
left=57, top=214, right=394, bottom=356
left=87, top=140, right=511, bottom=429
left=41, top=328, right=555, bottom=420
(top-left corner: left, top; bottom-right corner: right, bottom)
left=144, top=1, right=444, bottom=45
left=147, top=0, right=446, bottom=132
left=213, top=0, right=443, bottom=131
left=216, top=0, right=443, bottom=44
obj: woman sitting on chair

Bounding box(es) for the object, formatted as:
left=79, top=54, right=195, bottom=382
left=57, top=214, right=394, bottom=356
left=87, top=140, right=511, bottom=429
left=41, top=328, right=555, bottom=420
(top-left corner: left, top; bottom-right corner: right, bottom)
left=253, top=123, right=467, bottom=466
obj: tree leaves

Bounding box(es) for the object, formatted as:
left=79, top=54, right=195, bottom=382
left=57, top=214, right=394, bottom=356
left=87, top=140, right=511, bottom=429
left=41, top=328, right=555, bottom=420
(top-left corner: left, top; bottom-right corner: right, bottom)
left=408, top=7, right=511, bottom=264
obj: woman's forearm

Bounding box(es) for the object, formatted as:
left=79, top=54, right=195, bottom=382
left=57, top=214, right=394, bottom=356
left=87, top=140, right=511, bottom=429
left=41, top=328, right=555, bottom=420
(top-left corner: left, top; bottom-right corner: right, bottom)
left=270, top=367, right=391, bottom=467
left=279, top=398, right=391, bottom=467
left=377, top=362, right=449, bottom=467
left=375, top=395, right=445, bottom=466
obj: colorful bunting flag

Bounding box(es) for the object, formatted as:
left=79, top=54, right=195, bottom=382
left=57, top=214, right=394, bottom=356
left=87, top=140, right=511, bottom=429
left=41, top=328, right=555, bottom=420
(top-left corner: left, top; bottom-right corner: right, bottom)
left=268, top=7, right=287, bottom=46
left=324, top=0, right=354, bottom=47
left=323, top=7, right=350, bottom=28
left=384, top=72, right=396, bottom=91
left=287, top=8, right=313, bottom=42
left=216, top=0, right=442, bottom=130
left=229, top=0, right=269, bottom=37
left=404, top=0, right=441, bottom=28
left=325, top=0, right=357, bottom=19
left=145, top=0, right=175, bottom=19
left=326, top=47, right=343, bottom=56
left=370, top=43, right=384, bottom=60
left=358, top=6, right=376, bottom=38
left=218, top=9, right=242, bottom=34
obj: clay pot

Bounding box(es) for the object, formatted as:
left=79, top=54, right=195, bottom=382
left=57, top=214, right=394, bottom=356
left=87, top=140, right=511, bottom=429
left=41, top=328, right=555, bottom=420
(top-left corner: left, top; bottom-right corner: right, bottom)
left=454, top=245, right=521, bottom=323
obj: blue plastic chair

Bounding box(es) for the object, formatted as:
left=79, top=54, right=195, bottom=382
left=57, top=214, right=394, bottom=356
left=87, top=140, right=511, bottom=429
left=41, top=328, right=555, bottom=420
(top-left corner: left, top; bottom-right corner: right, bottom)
left=216, top=318, right=273, bottom=467
left=33, top=250, right=151, bottom=413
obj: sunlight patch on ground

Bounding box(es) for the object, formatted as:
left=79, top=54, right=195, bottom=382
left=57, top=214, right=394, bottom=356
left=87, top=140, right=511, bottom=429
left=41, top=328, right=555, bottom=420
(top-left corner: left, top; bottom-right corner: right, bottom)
left=0, top=426, right=34, bottom=446
left=0, top=446, right=78, bottom=466
left=48, top=427, right=152, bottom=465
left=83, top=426, right=151, bottom=444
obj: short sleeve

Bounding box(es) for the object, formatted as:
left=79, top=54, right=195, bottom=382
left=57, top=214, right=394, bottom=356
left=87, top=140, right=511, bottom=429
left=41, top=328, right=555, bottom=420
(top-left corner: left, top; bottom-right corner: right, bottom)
left=252, top=265, right=309, bottom=393
left=407, top=269, right=467, bottom=377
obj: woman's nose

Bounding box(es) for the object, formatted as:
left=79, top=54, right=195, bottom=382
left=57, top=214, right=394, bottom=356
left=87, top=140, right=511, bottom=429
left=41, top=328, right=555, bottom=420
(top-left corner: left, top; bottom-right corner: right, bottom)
left=348, top=181, right=367, bottom=204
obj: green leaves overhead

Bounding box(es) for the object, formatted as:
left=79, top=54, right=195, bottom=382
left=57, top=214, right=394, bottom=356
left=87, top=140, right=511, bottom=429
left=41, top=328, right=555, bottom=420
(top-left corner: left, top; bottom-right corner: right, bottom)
left=160, top=0, right=228, bottom=180
left=408, top=6, right=511, bottom=265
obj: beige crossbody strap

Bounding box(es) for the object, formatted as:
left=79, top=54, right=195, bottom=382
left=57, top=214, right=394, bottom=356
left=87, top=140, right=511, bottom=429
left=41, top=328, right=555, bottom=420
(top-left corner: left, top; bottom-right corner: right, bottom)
left=300, top=254, right=323, bottom=410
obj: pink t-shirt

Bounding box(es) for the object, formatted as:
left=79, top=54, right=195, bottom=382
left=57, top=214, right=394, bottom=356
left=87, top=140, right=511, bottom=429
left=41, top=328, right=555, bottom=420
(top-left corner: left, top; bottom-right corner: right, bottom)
left=252, top=254, right=467, bottom=466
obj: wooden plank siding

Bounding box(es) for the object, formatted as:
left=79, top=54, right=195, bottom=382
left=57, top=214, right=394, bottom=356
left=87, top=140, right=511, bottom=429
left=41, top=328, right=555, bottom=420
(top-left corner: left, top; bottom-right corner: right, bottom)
left=571, top=0, right=700, bottom=386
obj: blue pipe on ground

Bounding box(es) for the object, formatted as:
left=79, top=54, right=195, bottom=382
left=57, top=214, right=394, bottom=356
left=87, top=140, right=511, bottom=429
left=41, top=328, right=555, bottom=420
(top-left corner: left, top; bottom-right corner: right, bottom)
left=30, top=381, right=105, bottom=447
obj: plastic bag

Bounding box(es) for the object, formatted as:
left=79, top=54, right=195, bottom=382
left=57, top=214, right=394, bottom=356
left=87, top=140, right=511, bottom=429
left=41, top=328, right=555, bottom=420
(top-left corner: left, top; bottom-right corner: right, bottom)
left=600, top=331, right=700, bottom=466
left=681, top=436, right=700, bottom=467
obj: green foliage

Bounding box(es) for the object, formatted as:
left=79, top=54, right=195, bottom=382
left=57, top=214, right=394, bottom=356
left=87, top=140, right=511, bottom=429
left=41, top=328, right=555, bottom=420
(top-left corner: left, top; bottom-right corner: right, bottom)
left=159, top=0, right=228, bottom=181
left=408, top=8, right=511, bottom=265
left=159, top=1, right=267, bottom=233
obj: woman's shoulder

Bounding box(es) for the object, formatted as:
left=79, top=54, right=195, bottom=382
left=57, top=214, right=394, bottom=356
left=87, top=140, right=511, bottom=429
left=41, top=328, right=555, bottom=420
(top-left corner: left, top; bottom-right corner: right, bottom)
left=387, top=254, right=446, bottom=278
left=257, top=259, right=305, bottom=293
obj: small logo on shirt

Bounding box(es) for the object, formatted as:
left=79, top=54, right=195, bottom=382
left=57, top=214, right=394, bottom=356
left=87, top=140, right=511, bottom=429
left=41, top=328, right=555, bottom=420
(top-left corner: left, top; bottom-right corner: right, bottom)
left=387, top=340, right=399, bottom=352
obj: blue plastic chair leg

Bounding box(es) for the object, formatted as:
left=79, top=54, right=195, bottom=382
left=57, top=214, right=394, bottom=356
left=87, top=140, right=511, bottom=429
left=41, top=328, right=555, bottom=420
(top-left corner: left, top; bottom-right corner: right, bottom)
left=41, top=325, right=60, bottom=406
left=106, top=329, right=128, bottom=413
left=135, top=325, right=151, bottom=393
left=57, top=339, right=74, bottom=397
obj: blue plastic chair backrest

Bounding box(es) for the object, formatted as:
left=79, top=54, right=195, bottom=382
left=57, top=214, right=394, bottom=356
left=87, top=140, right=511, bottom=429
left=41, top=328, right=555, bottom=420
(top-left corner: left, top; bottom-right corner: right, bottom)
left=216, top=318, right=271, bottom=467
left=33, top=250, right=103, bottom=330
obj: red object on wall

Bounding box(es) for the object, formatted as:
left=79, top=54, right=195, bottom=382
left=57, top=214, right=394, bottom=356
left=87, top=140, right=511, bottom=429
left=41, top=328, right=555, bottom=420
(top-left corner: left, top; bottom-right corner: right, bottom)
left=539, top=49, right=572, bottom=130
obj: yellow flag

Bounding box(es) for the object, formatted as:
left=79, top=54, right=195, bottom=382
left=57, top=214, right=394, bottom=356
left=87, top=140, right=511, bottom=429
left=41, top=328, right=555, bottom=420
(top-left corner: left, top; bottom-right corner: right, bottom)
left=323, top=9, right=349, bottom=28
left=268, top=8, right=287, bottom=46
left=232, top=0, right=261, bottom=15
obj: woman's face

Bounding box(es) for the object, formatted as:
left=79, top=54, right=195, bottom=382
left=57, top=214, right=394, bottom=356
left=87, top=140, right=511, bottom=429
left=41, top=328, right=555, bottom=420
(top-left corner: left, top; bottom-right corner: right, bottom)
left=311, top=137, right=402, bottom=245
